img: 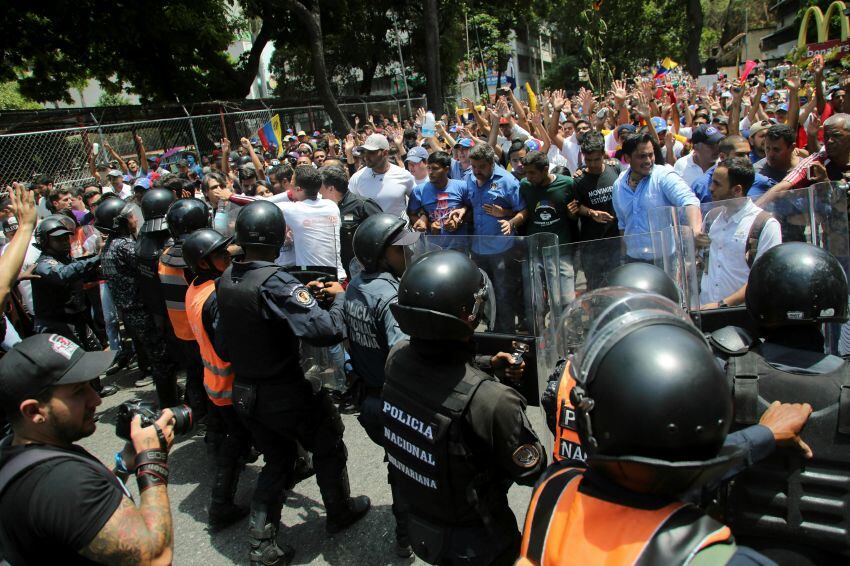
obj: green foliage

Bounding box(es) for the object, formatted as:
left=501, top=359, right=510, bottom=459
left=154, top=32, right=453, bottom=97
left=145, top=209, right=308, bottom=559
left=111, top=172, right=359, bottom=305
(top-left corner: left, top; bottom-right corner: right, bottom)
left=96, top=91, right=131, bottom=107
left=0, top=82, right=42, bottom=110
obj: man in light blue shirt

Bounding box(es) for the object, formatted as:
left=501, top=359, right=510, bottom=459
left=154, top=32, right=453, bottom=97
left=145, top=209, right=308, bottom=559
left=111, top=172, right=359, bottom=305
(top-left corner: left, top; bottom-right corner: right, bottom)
left=613, top=133, right=703, bottom=261
left=456, top=143, right=526, bottom=333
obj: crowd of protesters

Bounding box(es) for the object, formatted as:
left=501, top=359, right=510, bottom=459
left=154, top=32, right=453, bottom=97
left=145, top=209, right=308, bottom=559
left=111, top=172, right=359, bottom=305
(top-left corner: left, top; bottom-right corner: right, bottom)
left=0, top=53, right=849, bottom=564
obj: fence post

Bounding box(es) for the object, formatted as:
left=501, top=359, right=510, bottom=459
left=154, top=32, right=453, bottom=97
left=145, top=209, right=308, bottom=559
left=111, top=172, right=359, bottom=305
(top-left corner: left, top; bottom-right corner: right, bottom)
left=89, top=113, right=107, bottom=164
left=181, top=105, right=201, bottom=155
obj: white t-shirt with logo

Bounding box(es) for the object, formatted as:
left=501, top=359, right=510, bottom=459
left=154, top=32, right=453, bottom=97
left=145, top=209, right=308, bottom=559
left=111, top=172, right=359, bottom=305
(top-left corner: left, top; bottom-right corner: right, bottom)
left=276, top=198, right=346, bottom=280
left=348, top=163, right=415, bottom=219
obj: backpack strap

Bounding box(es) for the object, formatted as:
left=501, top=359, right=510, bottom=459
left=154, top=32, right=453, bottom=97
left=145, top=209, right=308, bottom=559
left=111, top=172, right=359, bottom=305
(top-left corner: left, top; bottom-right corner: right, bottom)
left=728, top=352, right=761, bottom=425
left=745, top=211, right=773, bottom=268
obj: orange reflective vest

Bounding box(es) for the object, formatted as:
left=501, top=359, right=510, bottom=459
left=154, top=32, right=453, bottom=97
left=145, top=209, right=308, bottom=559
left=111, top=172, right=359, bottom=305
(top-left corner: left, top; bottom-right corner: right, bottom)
left=518, top=467, right=734, bottom=565
left=552, top=361, right=587, bottom=465
left=185, top=279, right=234, bottom=406
left=158, top=248, right=193, bottom=340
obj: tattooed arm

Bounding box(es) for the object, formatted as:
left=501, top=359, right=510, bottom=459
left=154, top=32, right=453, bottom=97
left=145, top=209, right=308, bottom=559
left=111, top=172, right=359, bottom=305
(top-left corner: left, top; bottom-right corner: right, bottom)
left=79, top=489, right=173, bottom=565
left=80, top=410, right=175, bottom=565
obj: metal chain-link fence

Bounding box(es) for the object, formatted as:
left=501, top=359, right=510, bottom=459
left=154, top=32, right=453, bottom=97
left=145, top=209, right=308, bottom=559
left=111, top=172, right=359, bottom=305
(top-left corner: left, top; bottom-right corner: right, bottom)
left=0, top=96, right=427, bottom=189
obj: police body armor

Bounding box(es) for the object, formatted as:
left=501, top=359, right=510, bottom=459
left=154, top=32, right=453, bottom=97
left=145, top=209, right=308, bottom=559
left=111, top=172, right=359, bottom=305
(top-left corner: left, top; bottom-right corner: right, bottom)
left=31, top=254, right=88, bottom=321
left=216, top=263, right=302, bottom=382
left=135, top=232, right=171, bottom=316
left=382, top=340, right=504, bottom=563
left=158, top=245, right=193, bottom=340
left=725, top=343, right=850, bottom=557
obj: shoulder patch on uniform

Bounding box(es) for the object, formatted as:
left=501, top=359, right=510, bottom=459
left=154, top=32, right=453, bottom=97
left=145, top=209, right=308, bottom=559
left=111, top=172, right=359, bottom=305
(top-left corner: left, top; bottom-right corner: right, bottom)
left=290, top=285, right=316, bottom=307
left=512, top=443, right=541, bottom=469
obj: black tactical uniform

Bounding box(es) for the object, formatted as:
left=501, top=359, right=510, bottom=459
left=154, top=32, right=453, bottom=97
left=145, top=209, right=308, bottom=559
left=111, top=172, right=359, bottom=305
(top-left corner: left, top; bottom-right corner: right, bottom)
left=338, top=190, right=382, bottom=279
left=96, top=198, right=178, bottom=407
left=31, top=216, right=102, bottom=351
left=385, top=249, right=544, bottom=565
left=343, top=213, right=419, bottom=556
left=720, top=242, right=850, bottom=564
left=135, top=189, right=175, bottom=322
left=216, top=201, right=369, bottom=565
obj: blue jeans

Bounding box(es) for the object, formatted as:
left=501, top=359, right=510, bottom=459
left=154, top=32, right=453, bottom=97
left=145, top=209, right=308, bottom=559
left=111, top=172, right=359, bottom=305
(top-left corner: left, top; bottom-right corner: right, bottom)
left=99, top=282, right=122, bottom=352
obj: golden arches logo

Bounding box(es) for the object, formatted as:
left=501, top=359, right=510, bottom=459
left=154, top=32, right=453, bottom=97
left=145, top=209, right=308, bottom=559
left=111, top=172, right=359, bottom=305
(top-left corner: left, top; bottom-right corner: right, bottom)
left=798, top=1, right=850, bottom=47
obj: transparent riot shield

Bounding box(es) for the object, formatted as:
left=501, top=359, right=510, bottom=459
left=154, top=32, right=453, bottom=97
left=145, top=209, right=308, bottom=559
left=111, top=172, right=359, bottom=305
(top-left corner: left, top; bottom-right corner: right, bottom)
left=408, top=233, right=560, bottom=412
left=649, top=184, right=850, bottom=352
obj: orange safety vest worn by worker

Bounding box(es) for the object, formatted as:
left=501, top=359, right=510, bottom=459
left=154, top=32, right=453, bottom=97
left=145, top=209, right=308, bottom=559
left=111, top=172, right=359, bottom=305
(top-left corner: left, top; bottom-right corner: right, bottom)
left=158, top=247, right=193, bottom=340
left=517, top=466, right=734, bottom=565
left=552, top=361, right=587, bottom=465
left=185, top=279, right=234, bottom=406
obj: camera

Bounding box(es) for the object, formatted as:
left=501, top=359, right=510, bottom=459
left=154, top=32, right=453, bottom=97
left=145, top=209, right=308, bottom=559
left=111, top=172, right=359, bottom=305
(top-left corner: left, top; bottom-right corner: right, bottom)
left=115, top=399, right=193, bottom=441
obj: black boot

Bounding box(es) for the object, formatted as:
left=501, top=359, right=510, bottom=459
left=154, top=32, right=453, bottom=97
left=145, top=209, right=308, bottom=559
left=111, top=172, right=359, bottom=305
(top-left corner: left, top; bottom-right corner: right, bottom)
left=323, top=473, right=371, bottom=535
left=208, top=464, right=249, bottom=531
left=248, top=507, right=294, bottom=565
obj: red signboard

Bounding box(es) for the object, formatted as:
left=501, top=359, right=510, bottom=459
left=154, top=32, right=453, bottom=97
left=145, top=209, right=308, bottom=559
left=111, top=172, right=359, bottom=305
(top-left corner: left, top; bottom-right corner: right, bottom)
left=803, top=39, right=850, bottom=61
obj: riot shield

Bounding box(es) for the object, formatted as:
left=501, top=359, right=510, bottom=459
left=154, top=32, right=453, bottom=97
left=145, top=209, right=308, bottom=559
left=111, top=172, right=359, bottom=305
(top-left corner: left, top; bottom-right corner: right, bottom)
left=649, top=184, right=849, bottom=351
left=408, top=233, right=560, bottom=410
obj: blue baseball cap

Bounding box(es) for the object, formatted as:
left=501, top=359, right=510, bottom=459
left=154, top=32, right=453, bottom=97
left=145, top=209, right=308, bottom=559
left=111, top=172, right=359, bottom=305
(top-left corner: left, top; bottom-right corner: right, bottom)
left=133, top=177, right=151, bottom=190
left=404, top=146, right=429, bottom=163
left=455, top=138, right=475, bottom=149
left=691, top=124, right=724, bottom=145
left=777, top=103, right=789, bottom=113
left=651, top=117, right=668, bottom=133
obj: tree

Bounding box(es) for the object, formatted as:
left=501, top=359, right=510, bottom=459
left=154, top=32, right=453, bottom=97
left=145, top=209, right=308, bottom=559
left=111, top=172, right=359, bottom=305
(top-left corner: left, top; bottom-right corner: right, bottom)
left=423, top=0, right=444, bottom=115
left=0, top=82, right=41, bottom=110
left=96, top=91, right=131, bottom=107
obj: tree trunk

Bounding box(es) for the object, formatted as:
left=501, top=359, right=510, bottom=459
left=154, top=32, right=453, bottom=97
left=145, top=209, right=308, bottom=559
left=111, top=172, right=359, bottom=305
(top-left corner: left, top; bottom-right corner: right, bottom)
left=360, top=50, right=380, bottom=96
left=423, top=0, right=443, bottom=116
left=287, top=0, right=351, bottom=132
left=685, top=0, right=703, bottom=76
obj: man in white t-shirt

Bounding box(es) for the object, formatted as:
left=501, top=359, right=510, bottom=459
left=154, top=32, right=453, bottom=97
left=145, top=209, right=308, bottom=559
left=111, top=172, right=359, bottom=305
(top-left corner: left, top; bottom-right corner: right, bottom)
left=277, top=165, right=346, bottom=280
left=105, top=169, right=133, bottom=199
left=699, top=157, right=781, bottom=309
left=674, top=125, right=722, bottom=188
left=349, top=134, right=415, bottom=220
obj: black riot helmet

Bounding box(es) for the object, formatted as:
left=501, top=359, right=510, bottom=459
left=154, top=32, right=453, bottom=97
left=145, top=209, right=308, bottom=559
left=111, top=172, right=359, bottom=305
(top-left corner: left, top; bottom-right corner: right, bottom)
left=140, top=189, right=176, bottom=233
left=234, top=200, right=286, bottom=249
left=33, top=214, right=73, bottom=250
left=165, top=198, right=210, bottom=242
left=566, top=288, right=743, bottom=496
left=391, top=250, right=494, bottom=340
left=606, top=262, right=680, bottom=304
left=352, top=213, right=420, bottom=273
left=182, top=229, right=233, bottom=276
left=94, top=197, right=134, bottom=235
left=746, top=242, right=848, bottom=329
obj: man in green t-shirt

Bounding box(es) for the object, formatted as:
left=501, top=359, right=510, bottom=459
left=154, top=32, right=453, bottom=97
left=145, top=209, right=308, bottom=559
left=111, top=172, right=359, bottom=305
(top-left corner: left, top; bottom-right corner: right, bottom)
left=516, top=151, right=578, bottom=315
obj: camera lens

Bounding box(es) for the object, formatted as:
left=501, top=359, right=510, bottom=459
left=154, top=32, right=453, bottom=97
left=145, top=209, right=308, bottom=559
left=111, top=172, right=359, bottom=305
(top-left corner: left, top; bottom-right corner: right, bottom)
left=167, top=405, right=193, bottom=435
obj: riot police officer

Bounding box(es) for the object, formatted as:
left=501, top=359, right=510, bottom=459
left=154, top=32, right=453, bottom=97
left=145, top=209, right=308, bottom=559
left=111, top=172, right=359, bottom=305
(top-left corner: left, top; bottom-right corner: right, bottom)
left=721, top=242, right=847, bottom=563
left=135, top=188, right=176, bottom=322
left=31, top=214, right=117, bottom=396
left=95, top=197, right=178, bottom=407
left=183, top=228, right=253, bottom=531
left=541, top=262, right=680, bottom=465
left=216, top=200, right=369, bottom=565
left=517, top=290, right=771, bottom=564
left=158, top=198, right=210, bottom=419
left=384, top=249, right=544, bottom=565
left=344, top=213, right=419, bottom=556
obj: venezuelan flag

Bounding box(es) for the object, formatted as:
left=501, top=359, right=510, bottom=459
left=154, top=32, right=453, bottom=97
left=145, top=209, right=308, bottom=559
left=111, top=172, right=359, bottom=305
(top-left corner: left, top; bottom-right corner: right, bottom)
left=653, top=57, right=678, bottom=79
left=257, top=115, right=284, bottom=157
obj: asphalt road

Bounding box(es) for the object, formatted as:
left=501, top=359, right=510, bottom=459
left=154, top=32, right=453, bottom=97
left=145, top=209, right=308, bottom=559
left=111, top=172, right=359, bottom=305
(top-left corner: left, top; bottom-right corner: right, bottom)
left=79, top=368, right=548, bottom=566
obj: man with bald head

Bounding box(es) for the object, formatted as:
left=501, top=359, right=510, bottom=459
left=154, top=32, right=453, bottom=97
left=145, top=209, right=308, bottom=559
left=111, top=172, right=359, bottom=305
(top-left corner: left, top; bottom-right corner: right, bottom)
left=758, top=113, right=850, bottom=204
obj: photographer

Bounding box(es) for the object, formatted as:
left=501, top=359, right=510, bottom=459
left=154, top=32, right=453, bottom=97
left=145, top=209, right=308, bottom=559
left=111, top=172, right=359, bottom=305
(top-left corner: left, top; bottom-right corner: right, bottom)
left=0, top=334, right=176, bottom=565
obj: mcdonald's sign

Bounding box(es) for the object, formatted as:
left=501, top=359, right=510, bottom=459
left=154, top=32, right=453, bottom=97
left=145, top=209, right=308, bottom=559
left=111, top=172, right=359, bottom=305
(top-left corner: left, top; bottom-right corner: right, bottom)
left=797, top=1, right=850, bottom=61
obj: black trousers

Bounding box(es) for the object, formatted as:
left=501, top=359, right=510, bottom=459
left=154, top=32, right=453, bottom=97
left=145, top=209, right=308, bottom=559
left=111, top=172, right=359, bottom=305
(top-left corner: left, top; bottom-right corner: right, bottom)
left=234, top=378, right=350, bottom=526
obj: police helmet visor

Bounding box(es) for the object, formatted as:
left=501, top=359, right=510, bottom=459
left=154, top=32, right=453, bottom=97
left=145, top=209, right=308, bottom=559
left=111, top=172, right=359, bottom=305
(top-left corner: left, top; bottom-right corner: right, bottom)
left=565, top=288, right=692, bottom=384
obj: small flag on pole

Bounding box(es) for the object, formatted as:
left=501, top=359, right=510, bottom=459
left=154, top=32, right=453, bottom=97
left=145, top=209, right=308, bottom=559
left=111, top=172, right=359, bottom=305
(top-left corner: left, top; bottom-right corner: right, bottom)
left=257, top=115, right=284, bottom=157
left=653, top=57, right=678, bottom=79
left=739, top=60, right=758, bottom=82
